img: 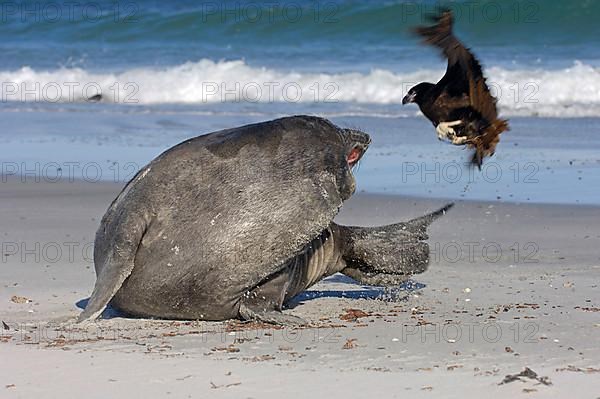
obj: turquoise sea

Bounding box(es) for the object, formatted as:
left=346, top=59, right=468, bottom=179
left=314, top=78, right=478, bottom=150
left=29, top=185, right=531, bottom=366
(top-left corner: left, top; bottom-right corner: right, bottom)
left=1, top=0, right=599, bottom=204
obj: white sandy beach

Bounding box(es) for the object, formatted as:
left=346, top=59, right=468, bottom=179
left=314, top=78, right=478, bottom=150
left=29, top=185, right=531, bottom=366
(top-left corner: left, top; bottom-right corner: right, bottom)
left=1, top=178, right=598, bottom=398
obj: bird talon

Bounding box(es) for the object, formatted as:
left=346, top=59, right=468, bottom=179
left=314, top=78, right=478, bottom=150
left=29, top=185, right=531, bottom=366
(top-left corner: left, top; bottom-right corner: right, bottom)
left=436, top=120, right=462, bottom=142
left=450, top=136, right=469, bottom=145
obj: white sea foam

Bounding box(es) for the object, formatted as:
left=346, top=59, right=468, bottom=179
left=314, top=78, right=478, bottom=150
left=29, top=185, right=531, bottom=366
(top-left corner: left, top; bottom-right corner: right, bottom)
left=1, top=59, right=599, bottom=117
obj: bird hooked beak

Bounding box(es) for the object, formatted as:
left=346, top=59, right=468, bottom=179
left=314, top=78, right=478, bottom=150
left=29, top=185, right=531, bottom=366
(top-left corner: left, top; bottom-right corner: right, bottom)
left=402, top=92, right=416, bottom=105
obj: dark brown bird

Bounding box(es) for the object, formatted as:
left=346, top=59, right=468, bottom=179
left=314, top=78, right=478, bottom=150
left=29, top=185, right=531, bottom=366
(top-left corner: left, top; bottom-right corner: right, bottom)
left=402, top=10, right=509, bottom=168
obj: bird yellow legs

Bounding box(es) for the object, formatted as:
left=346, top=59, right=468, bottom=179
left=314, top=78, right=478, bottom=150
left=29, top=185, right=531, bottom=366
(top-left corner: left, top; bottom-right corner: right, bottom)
left=436, top=120, right=468, bottom=145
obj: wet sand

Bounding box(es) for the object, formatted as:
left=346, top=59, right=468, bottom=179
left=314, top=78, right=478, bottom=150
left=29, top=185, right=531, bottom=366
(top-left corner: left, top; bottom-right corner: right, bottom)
left=1, top=178, right=599, bottom=398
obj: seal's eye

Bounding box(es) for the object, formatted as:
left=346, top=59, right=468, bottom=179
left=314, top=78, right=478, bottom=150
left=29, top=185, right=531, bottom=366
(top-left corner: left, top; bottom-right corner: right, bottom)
left=347, top=146, right=363, bottom=167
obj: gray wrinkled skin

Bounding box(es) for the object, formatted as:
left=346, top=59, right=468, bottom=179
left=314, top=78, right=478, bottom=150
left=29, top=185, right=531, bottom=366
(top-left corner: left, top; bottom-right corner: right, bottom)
left=79, top=116, right=451, bottom=324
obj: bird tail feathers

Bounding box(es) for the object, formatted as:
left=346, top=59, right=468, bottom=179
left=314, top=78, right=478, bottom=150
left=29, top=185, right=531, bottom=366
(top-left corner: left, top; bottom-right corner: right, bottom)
left=469, top=119, right=510, bottom=168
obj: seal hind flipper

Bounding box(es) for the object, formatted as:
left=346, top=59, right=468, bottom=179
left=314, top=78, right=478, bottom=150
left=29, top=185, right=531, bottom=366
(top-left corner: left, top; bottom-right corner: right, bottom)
left=77, top=256, right=135, bottom=322
left=78, top=213, right=148, bottom=322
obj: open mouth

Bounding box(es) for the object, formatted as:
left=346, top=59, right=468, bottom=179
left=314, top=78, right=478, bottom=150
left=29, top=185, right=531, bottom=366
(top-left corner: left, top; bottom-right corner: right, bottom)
left=347, top=146, right=365, bottom=168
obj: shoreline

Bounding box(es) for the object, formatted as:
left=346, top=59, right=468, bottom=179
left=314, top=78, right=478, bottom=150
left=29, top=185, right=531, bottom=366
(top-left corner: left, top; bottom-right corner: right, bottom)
left=3, top=175, right=600, bottom=209
left=2, top=112, right=600, bottom=206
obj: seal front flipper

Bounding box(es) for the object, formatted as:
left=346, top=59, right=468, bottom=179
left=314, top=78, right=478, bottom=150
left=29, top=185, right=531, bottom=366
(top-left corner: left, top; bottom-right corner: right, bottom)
left=239, top=304, right=307, bottom=326
left=238, top=264, right=308, bottom=326
left=77, top=212, right=148, bottom=323
left=338, top=203, right=454, bottom=286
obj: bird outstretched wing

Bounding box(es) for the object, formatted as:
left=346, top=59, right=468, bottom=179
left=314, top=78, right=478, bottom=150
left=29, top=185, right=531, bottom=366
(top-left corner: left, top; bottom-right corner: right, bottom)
left=414, top=11, right=490, bottom=114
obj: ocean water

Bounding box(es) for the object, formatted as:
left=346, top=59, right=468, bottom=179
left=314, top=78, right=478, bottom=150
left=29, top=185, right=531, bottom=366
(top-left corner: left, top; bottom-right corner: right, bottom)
left=1, top=0, right=599, bottom=204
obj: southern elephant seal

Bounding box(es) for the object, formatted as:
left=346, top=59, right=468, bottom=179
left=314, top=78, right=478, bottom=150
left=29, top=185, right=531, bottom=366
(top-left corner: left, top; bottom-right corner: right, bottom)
left=79, top=115, right=451, bottom=324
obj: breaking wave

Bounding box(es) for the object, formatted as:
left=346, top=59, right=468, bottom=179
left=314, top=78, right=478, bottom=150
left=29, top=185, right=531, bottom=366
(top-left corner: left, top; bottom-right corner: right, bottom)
left=1, top=59, right=599, bottom=117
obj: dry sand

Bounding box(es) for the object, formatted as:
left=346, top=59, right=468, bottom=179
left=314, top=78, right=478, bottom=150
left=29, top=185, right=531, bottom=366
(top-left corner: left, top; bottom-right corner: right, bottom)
left=1, top=178, right=599, bottom=398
